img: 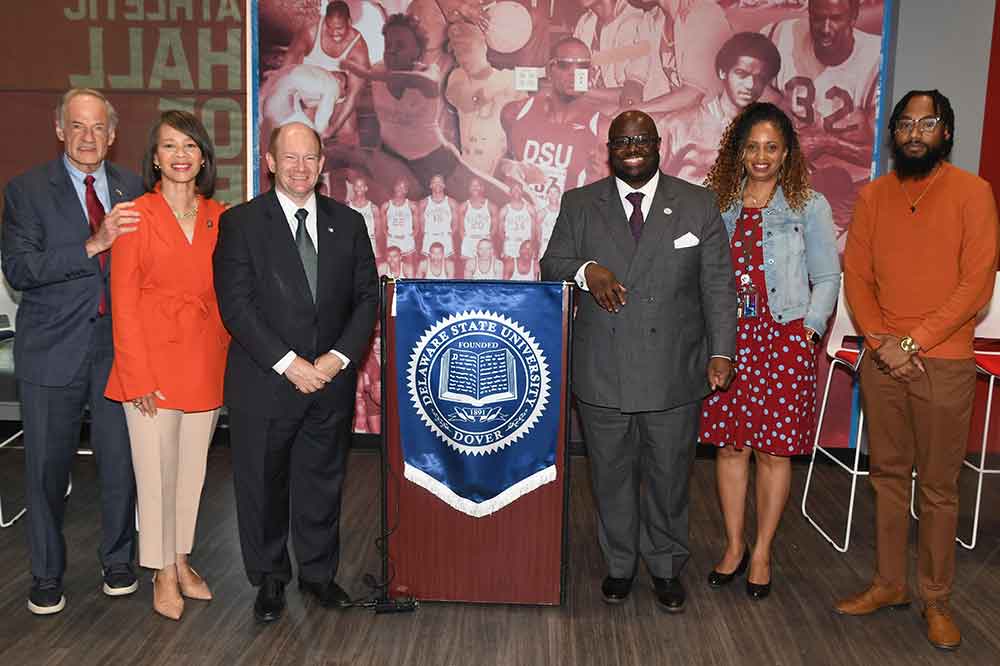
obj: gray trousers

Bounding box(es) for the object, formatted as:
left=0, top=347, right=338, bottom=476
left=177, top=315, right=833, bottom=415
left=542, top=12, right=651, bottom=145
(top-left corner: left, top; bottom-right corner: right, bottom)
left=576, top=398, right=699, bottom=580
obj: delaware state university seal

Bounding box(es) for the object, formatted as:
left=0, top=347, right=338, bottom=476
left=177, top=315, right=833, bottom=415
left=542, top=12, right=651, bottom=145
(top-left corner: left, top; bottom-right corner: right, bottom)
left=407, top=310, right=551, bottom=456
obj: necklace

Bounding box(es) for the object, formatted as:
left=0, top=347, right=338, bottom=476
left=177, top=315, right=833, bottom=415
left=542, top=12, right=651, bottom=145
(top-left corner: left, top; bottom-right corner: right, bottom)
left=900, top=165, right=943, bottom=213
left=171, top=200, right=199, bottom=221
left=743, top=181, right=777, bottom=208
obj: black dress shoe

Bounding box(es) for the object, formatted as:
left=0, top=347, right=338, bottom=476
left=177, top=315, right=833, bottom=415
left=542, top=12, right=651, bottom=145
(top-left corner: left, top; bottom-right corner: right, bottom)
left=298, top=578, right=351, bottom=608
left=707, top=547, right=750, bottom=588
left=601, top=576, right=634, bottom=604
left=254, top=578, right=286, bottom=623
left=652, top=577, right=686, bottom=613
left=746, top=578, right=771, bottom=600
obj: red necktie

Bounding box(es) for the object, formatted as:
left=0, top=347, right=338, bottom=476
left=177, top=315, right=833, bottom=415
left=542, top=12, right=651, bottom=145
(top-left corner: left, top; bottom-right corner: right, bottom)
left=84, top=175, right=107, bottom=316
left=626, top=191, right=644, bottom=241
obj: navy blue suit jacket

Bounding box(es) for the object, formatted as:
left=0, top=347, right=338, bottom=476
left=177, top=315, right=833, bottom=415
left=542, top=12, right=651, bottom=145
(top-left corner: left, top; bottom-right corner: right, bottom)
left=1, top=158, right=143, bottom=386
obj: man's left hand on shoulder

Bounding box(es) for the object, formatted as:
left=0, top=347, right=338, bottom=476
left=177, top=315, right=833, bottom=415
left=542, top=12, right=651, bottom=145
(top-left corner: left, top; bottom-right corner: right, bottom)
left=314, top=352, right=346, bottom=379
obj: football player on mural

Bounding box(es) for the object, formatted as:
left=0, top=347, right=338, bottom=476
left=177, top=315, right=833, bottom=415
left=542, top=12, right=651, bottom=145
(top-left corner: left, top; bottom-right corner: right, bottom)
left=764, top=0, right=882, bottom=245
left=657, top=32, right=782, bottom=185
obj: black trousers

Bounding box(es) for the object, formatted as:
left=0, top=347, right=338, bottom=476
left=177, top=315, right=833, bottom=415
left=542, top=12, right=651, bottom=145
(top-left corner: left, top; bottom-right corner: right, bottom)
left=18, top=316, right=135, bottom=579
left=229, top=394, right=353, bottom=587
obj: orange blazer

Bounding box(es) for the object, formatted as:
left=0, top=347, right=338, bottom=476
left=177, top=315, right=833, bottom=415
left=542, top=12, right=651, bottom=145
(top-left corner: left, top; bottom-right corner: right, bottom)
left=105, top=190, right=229, bottom=411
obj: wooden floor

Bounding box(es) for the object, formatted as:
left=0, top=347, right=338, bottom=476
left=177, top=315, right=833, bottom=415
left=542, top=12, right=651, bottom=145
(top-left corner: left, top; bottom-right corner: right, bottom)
left=1, top=444, right=999, bottom=665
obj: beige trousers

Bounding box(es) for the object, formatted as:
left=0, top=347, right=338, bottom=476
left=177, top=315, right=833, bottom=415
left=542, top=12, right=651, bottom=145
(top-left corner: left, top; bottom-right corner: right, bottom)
left=124, top=405, right=219, bottom=570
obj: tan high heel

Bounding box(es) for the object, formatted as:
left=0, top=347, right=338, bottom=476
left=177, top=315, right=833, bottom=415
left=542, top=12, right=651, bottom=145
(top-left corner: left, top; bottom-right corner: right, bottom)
left=177, top=564, right=213, bottom=601
left=152, top=572, right=184, bottom=620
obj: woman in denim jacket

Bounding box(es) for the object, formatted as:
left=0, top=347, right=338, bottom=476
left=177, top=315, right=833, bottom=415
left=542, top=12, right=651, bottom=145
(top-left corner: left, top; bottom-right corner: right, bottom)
left=699, top=103, right=840, bottom=600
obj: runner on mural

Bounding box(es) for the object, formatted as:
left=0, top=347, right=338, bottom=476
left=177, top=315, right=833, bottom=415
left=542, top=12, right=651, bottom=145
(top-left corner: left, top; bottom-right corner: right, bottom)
left=342, top=13, right=508, bottom=202
left=500, top=37, right=603, bottom=209
left=499, top=182, right=537, bottom=275
left=465, top=238, right=505, bottom=280
left=658, top=32, right=782, bottom=185
left=457, top=177, right=499, bottom=267
left=764, top=0, right=882, bottom=244
left=284, top=1, right=370, bottom=146
left=507, top=239, right=539, bottom=281
left=537, top=184, right=562, bottom=260
left=419, top=174, right=459, bottom=258
left=380, top=178, right=420, bottom=275
left=417, top=241, right=456, bottom=278
left=348, top=174, right=381, bottom=260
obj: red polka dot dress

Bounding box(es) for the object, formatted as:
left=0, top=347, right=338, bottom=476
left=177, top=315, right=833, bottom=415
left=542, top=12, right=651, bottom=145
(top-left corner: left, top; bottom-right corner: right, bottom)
left=700, top=207, right=818, bottom=456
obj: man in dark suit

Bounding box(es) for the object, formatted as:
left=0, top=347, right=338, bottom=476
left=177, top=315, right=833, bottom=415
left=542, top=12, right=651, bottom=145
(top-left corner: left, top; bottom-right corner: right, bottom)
left=540, top=110, right=736, bottom=612
left=2, top=88, right=143, bottom=615
left=214, top=122, right=378, bottom=623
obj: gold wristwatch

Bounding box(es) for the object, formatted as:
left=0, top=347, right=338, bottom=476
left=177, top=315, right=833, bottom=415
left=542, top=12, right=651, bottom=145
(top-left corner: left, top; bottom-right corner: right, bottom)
left=899, top=336, right=920, bottom=354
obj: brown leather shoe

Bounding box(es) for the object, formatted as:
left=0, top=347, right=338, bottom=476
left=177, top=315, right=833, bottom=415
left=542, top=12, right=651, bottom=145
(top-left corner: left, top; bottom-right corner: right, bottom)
left=923, top=600, right=961, bottom=650
left=833, top=583, right=910, bottom=616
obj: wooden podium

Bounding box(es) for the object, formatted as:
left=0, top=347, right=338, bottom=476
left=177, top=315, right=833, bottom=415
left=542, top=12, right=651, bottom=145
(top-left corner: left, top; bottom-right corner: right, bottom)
left=380, top=280, right=573, bottom=605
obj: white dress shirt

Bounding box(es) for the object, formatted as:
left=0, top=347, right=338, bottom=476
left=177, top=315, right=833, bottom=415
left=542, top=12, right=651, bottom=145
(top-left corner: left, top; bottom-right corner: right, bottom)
left=573, top=171, right=660, bottom=290
left=271, top=189, right=351, bottom=375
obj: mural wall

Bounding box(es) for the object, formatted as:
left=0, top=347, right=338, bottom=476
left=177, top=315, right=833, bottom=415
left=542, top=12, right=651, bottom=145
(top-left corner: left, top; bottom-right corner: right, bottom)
left=253, top=0, right=893, bottom=435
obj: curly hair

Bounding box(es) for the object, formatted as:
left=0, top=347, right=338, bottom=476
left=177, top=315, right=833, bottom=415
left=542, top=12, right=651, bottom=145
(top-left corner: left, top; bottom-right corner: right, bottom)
left=703, top=102, right=812, bottom=213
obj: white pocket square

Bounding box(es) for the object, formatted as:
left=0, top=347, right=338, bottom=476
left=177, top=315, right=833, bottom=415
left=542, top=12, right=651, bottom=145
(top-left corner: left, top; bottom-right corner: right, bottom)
left=673, top=232, right=699, bottom=249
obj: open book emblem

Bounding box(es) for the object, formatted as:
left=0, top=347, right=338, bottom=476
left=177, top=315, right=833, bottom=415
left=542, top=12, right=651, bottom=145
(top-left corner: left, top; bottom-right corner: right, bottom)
left=407, top=310, right=551, bottom=456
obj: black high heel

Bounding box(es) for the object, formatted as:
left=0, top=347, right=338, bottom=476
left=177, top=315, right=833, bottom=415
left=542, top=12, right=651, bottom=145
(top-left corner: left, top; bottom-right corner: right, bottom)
left=707, top=546, right=749, bottom=587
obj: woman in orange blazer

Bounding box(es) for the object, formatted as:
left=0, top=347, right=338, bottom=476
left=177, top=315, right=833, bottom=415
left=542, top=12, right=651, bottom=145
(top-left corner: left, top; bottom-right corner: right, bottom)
left=105, top=110, right=228, bottom=620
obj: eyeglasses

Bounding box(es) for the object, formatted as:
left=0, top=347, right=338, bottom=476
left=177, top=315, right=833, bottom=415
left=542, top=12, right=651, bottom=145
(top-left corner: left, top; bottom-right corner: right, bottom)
left=607, top=134, right=660, bottom=150
left=894, top=117, right=942, bottom=135
left=549, top=58, right=591, bottom=70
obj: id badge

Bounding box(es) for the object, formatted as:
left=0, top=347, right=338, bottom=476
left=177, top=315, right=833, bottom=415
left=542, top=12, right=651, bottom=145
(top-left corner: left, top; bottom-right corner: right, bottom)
left=741, top=291, right=758, bottom=319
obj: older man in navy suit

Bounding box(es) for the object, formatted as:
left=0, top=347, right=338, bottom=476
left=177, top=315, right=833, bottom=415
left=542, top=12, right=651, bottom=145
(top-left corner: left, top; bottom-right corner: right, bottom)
left=2, top=88, right=143, bottom=615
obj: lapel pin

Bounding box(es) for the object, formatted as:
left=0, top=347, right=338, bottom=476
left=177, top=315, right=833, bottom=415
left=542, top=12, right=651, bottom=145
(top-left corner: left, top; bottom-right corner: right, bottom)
left=664, top=207, right=673, bottom=215
left=114, top=188, right=123, bottom=198
left=206, top=219, right=213, bottom=228
left=328, top=226, right=334, bottom=232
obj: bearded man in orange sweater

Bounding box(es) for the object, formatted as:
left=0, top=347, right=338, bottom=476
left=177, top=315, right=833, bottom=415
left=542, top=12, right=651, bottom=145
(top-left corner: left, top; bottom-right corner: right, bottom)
left=837, top=89, right=999, bottom=651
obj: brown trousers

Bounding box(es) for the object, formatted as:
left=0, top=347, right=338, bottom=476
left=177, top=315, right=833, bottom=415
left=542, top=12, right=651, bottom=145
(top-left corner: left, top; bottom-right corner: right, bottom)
left=858, top=353, right=976, bottom=601
left=124, top=405, right=220, bottom=570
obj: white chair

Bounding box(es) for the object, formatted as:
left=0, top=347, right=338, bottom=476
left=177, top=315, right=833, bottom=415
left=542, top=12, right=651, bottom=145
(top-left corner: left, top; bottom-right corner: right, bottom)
left=801, top=276, right=867, bottom=552
left=910, top=272, right=1000, bottom=549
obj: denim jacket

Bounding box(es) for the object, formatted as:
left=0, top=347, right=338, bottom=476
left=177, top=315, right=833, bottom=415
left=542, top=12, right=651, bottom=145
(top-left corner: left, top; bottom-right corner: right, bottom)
left=721, top=186, right=840, bottom=335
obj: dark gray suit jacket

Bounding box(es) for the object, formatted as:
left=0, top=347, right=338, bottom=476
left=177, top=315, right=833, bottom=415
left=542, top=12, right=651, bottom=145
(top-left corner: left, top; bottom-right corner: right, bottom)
left=2, top=158, right=143, bottom=386
left=540, top=173, right=736, bottom=412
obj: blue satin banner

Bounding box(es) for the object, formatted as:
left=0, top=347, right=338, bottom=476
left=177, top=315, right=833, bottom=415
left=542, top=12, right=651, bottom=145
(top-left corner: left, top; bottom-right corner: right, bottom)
left=393, top=280, right=565, bottom=517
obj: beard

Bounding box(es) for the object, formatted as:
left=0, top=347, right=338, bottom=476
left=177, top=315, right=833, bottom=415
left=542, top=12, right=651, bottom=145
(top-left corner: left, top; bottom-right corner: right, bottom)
left=892, top=140, right=948, bottom=180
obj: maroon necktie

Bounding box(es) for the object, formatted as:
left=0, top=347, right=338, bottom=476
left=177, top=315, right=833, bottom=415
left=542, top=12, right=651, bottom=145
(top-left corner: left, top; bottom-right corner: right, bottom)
left=626, top=191, right=644, bottom=241
left=84, top=175, right=107, bottom=316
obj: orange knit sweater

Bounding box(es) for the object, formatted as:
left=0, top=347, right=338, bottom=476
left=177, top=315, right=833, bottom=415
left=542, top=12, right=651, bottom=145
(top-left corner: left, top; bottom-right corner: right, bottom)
left=844, top=162, right=999, bottom=359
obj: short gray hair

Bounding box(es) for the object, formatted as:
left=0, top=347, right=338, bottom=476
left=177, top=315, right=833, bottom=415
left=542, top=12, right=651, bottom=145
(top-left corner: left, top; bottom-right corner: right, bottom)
left=55, top=88, right=119, bottom=131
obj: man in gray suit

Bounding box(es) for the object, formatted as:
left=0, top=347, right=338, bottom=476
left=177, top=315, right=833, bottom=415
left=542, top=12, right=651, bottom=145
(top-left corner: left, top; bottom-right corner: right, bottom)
left=2, top=88, right=143, bottom=615
left=540, top=110, right=736, bottom=612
